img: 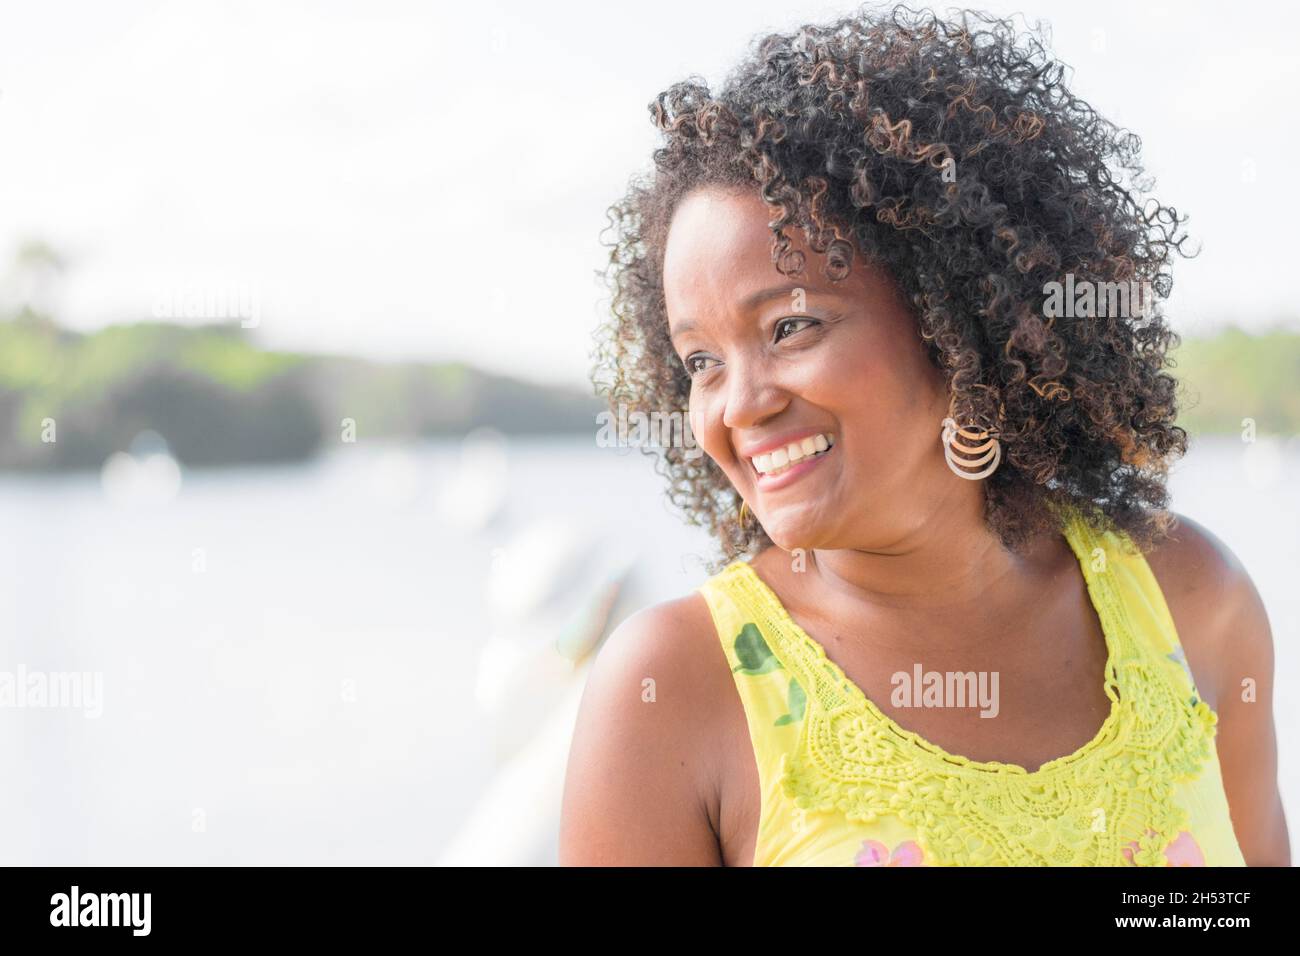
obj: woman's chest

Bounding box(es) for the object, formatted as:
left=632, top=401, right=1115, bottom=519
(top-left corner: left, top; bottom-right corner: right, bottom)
left=713, top=608, right=1119, bottom=864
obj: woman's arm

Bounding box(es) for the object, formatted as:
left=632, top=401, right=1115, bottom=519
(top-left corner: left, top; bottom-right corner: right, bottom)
left=1147, top=513, right=1291, bottom=866
left=1215, top=565, right=1290, bottom=866
left=559, top=597, right=724, bottom=865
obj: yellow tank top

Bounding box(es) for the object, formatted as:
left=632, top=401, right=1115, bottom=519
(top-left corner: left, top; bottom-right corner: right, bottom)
left=696, top=508, right=1246, bottom=866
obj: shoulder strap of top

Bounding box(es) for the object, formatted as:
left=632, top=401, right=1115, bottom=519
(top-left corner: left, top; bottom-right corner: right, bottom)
left=695, top=562, right=806, bottom=786
left=1059, top=507, right=1206, bottom=709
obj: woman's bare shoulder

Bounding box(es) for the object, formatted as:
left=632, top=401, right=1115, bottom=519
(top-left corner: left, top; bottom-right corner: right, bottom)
left=557, top=584, right=734, bottom=865
left=583, top=589, right=730, bottom=721
left=1140, top=513, right=1288, bottom=865
left=1140, top=511, right=1268, bottom=708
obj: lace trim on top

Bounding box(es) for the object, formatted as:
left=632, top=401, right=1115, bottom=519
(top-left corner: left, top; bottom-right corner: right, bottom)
left=722, top=511, right=1219, bottom=866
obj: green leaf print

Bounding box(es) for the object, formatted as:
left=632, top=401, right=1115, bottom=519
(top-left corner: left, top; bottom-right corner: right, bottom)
left=775, top=678, right=806, bottom=726
left=732, top=623, right=782, bottom=675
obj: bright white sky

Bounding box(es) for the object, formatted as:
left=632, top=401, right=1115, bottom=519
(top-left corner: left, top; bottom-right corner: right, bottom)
left=0, top=0, right=1295, bottom=388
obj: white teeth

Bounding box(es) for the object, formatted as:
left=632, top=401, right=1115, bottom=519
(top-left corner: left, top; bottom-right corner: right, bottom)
left=751, top=433, right=835, bottom=476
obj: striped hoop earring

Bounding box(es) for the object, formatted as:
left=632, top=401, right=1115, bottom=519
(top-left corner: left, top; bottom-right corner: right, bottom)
left=941, top=413, right=1002, bottom=480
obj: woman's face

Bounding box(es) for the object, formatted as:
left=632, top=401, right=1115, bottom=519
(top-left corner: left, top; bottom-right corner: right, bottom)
left=663, top=185, right=956, bottom=552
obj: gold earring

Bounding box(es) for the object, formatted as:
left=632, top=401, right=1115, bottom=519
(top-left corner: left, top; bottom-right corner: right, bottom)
left=941, top=413, right=1002, bottom=480
left=738, top=499, right=750, bottom=527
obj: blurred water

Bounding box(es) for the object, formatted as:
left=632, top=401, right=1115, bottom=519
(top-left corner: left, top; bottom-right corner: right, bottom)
left=0, top=433, right=1295, bottom=864
left=0, top=435, right=716, bottom=865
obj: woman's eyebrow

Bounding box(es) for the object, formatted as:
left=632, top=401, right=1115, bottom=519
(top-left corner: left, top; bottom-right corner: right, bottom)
left=736, top=283, right=821, bottom=311
left=670, top=284, right=835, bottom=342
left=668, top=318, right=696, bottom=344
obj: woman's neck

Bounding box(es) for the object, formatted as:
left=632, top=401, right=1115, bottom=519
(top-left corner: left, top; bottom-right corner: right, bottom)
left=801, top=501, right=1042, bottom=613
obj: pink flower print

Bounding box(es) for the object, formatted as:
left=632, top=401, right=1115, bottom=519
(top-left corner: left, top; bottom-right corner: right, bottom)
left=1122, top=829, right=1205, bottom=866
left=1163, top=831, right=1206, bottom=866
left=855, top=839, right=924, bottom=866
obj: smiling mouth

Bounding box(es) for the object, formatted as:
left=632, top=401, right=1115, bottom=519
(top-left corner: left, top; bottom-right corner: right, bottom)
left=749, top=433, right=836, bottom=478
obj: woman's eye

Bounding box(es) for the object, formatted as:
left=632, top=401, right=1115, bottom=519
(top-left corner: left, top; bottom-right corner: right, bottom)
left=685, top=354, right=717, bottom=376
left=775, top=317, right=817, bottom=341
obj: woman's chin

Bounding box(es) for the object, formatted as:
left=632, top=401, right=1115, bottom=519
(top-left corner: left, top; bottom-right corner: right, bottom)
left=764, top=523, right=826, bottom=554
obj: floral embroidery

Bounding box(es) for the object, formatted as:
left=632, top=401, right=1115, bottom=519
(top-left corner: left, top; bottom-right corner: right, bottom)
left=855, top=839, right=924, bottom=866
left=1121, top=829, right=1205, bottom=867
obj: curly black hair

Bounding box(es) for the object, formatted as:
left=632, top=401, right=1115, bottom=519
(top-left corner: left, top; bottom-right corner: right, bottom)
left=592, top=3, right=1192, bottom=567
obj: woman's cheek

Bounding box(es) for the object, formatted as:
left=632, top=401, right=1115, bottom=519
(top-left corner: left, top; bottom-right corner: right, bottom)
left=688, top=402, right=721, bottom=464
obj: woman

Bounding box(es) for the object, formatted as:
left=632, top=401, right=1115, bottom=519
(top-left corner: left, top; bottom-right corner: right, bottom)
left=560, top=6, right=1288, bottom=865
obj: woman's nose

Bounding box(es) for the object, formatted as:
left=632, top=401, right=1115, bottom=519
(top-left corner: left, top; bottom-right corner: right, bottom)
left=721, top=356, right=788, bottom=430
